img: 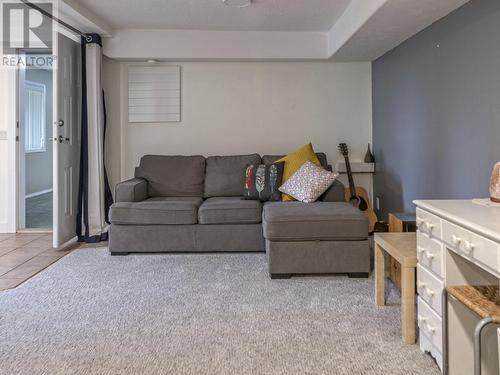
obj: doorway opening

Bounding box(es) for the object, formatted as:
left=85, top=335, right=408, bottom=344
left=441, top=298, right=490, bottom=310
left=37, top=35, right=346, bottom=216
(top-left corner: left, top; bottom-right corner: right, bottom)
left=18, top=53, right=54, bottom=231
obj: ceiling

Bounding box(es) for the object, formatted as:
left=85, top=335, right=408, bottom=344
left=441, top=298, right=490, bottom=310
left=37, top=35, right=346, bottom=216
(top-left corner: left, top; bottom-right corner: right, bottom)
left=332, top=0, right=472, bottom=61
left=65, top=0, right=472, bottom=61
left=75, top=0, right=351, bottom=32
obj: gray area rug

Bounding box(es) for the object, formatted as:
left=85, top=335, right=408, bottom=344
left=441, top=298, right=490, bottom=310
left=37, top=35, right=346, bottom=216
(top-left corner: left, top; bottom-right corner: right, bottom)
left=0, top=249, right=440, bottom=375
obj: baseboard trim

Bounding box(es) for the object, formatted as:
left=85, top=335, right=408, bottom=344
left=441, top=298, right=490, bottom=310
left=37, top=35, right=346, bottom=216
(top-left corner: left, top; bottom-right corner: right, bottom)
left=0, top=221, right=16, bottom=233
left=25, top=188, right=53, bottom=199
left=0, top=221, right=11, bottom=233
left=17, top=228, right=52, bottom=234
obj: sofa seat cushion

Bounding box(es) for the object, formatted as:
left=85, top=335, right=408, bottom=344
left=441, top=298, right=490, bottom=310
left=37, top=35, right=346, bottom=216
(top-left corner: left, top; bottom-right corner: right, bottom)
left=109, top=197, right=202, bottom=225
left=198, top=197, right=262, bottom=224
left=147, top=197, right=203, bottom=204
left=262, top=202, right=367, bottom=241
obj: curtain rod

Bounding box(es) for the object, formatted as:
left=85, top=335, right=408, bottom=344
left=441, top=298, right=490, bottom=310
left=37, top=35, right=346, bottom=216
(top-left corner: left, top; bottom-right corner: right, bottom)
left=20, top=0, right=86, bottom=37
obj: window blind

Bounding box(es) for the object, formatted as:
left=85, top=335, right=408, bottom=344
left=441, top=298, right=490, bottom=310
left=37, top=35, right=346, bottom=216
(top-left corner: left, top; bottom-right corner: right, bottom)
left=128, top=65, right=181, bottom=123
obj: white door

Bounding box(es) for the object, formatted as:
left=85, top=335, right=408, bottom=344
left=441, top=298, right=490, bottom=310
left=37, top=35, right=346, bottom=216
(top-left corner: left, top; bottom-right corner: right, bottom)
left=53, top=33, right=80, bottom=248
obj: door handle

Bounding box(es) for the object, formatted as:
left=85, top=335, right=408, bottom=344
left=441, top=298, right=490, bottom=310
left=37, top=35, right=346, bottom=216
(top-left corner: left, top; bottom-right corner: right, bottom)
left=55, top=120, right=64, bottom=127
left=55, top=135, right=70, bottom=143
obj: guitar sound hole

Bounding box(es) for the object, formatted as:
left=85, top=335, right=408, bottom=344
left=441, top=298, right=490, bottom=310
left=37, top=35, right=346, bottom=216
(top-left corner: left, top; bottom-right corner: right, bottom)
left=358, top=197, right=368, bottom=211
left=350, top=196, right=368, bottom=211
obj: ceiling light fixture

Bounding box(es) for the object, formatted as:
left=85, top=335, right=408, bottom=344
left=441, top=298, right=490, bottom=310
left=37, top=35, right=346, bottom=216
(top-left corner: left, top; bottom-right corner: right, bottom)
left=222, top=0, right=251, bottom=8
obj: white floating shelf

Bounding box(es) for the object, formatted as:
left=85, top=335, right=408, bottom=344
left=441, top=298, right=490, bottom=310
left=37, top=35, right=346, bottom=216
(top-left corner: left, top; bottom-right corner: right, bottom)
left=335, top=161, right=375, bottom=173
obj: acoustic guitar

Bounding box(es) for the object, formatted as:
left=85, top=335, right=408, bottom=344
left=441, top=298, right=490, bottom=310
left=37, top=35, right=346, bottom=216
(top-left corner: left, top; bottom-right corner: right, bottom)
left=338, top=143, right=378, bottom=233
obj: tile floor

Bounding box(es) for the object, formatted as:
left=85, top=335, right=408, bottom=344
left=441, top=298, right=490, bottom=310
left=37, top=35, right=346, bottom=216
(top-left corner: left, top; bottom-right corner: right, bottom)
left=0, top=232, right=75, bottom=291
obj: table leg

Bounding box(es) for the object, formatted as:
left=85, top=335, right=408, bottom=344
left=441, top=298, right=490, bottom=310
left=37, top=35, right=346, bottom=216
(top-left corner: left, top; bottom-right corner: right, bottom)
left=375, top=243, right=385, bottom=306
left=401, top=266, right=416, bottom=344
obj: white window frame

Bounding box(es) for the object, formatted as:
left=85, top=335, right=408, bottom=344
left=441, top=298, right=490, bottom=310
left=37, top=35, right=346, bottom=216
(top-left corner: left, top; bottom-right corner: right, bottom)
left=25, top=80, right=47, bottom=153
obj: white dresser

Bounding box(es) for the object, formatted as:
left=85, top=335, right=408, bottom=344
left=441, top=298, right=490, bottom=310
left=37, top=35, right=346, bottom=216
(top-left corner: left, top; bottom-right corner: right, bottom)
left=413, top=199, right=500, bottom=373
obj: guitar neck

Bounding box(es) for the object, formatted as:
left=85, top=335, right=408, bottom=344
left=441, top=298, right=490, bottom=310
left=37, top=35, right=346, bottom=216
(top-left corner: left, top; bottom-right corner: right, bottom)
left=343, top=155, right=356, bottom=197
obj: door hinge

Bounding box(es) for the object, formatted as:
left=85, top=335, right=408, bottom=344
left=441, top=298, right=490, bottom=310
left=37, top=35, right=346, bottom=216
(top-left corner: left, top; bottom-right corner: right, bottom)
left=16, top=135, right=19, bottom=142
left=16, top=121, right=19, bottom=129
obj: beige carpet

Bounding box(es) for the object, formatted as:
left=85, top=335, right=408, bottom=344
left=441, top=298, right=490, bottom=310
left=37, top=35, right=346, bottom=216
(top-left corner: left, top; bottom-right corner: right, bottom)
left=0, top=248, right=440, bottom=375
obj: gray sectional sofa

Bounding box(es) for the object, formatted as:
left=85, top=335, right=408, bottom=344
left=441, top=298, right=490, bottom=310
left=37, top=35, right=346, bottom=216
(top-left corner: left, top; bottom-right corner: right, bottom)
left=109, top=153, right=370, bottom=278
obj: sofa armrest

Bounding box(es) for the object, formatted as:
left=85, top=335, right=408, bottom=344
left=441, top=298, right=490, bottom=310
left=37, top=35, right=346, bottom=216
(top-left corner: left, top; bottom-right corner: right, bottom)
left=115, top=178, right=148, bottom=202
left=320, top=179, right=346, bottom=202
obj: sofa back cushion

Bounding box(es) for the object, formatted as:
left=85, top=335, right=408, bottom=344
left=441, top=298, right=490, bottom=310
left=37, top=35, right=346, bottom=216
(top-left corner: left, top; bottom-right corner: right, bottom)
left=135, top=155, right=206, bottom=197
left=204, top=154, right=261, bottom=197
left=262, top=152, right=328, bottom=169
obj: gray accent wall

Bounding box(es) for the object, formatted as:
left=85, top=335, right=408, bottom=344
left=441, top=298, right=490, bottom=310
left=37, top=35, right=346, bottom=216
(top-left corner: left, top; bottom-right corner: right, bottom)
left=372, top=0, right=500, bottom=220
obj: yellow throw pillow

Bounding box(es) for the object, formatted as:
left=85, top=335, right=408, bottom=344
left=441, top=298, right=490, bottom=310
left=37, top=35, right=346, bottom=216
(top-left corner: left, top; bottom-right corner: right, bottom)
left=276, top=143, right=321, bottom=201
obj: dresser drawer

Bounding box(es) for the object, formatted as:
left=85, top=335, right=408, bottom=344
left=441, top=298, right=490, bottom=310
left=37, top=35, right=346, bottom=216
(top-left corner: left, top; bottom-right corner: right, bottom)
left=418, top=296, right=443, bottom=351
left=416, top=208, right=442, bottom=240
left=417, top=264, right=444, bottom=314
left=442, top=220, right=499, bottom=274
left=417, top=231, right=444, bottom=278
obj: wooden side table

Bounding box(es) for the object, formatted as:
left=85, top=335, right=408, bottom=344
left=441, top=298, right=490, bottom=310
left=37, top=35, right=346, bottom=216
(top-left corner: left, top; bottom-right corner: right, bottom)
left=388, top=212, right=417, bottom=232
left=375, top=232, right=417, bottom=344
left=388, top=212, right=416, bottom=289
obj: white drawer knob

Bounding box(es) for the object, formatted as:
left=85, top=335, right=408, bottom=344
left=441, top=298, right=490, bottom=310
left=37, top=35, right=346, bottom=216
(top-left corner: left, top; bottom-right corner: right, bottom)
left=426, top=223, right=434, bottom=231
left=418, top=315, right=426, bottom=323
left=426, top=287, right=435, bottom=297
left=463, top=240, right=475, bottom=253
left=417, top=246, right=425, bottom=255
left=417, top=281, right=425, bottom=289
left=427, top=325, right=436, bottom=334
left=452, top=235, right=462, bottom=245
left=425, top=251, right=435, bottom=260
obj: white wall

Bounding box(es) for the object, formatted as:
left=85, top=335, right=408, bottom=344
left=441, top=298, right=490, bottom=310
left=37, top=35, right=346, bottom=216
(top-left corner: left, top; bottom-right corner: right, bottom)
left=103, top=60, right=372, bottom=189
left=104, top=29, right=328, bottom=60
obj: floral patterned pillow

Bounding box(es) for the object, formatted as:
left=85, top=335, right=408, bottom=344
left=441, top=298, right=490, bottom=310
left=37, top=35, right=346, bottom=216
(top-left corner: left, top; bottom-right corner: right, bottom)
left=279, top=161, right=339, bottom=203
left=243, top=162, right=285, bottom=202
